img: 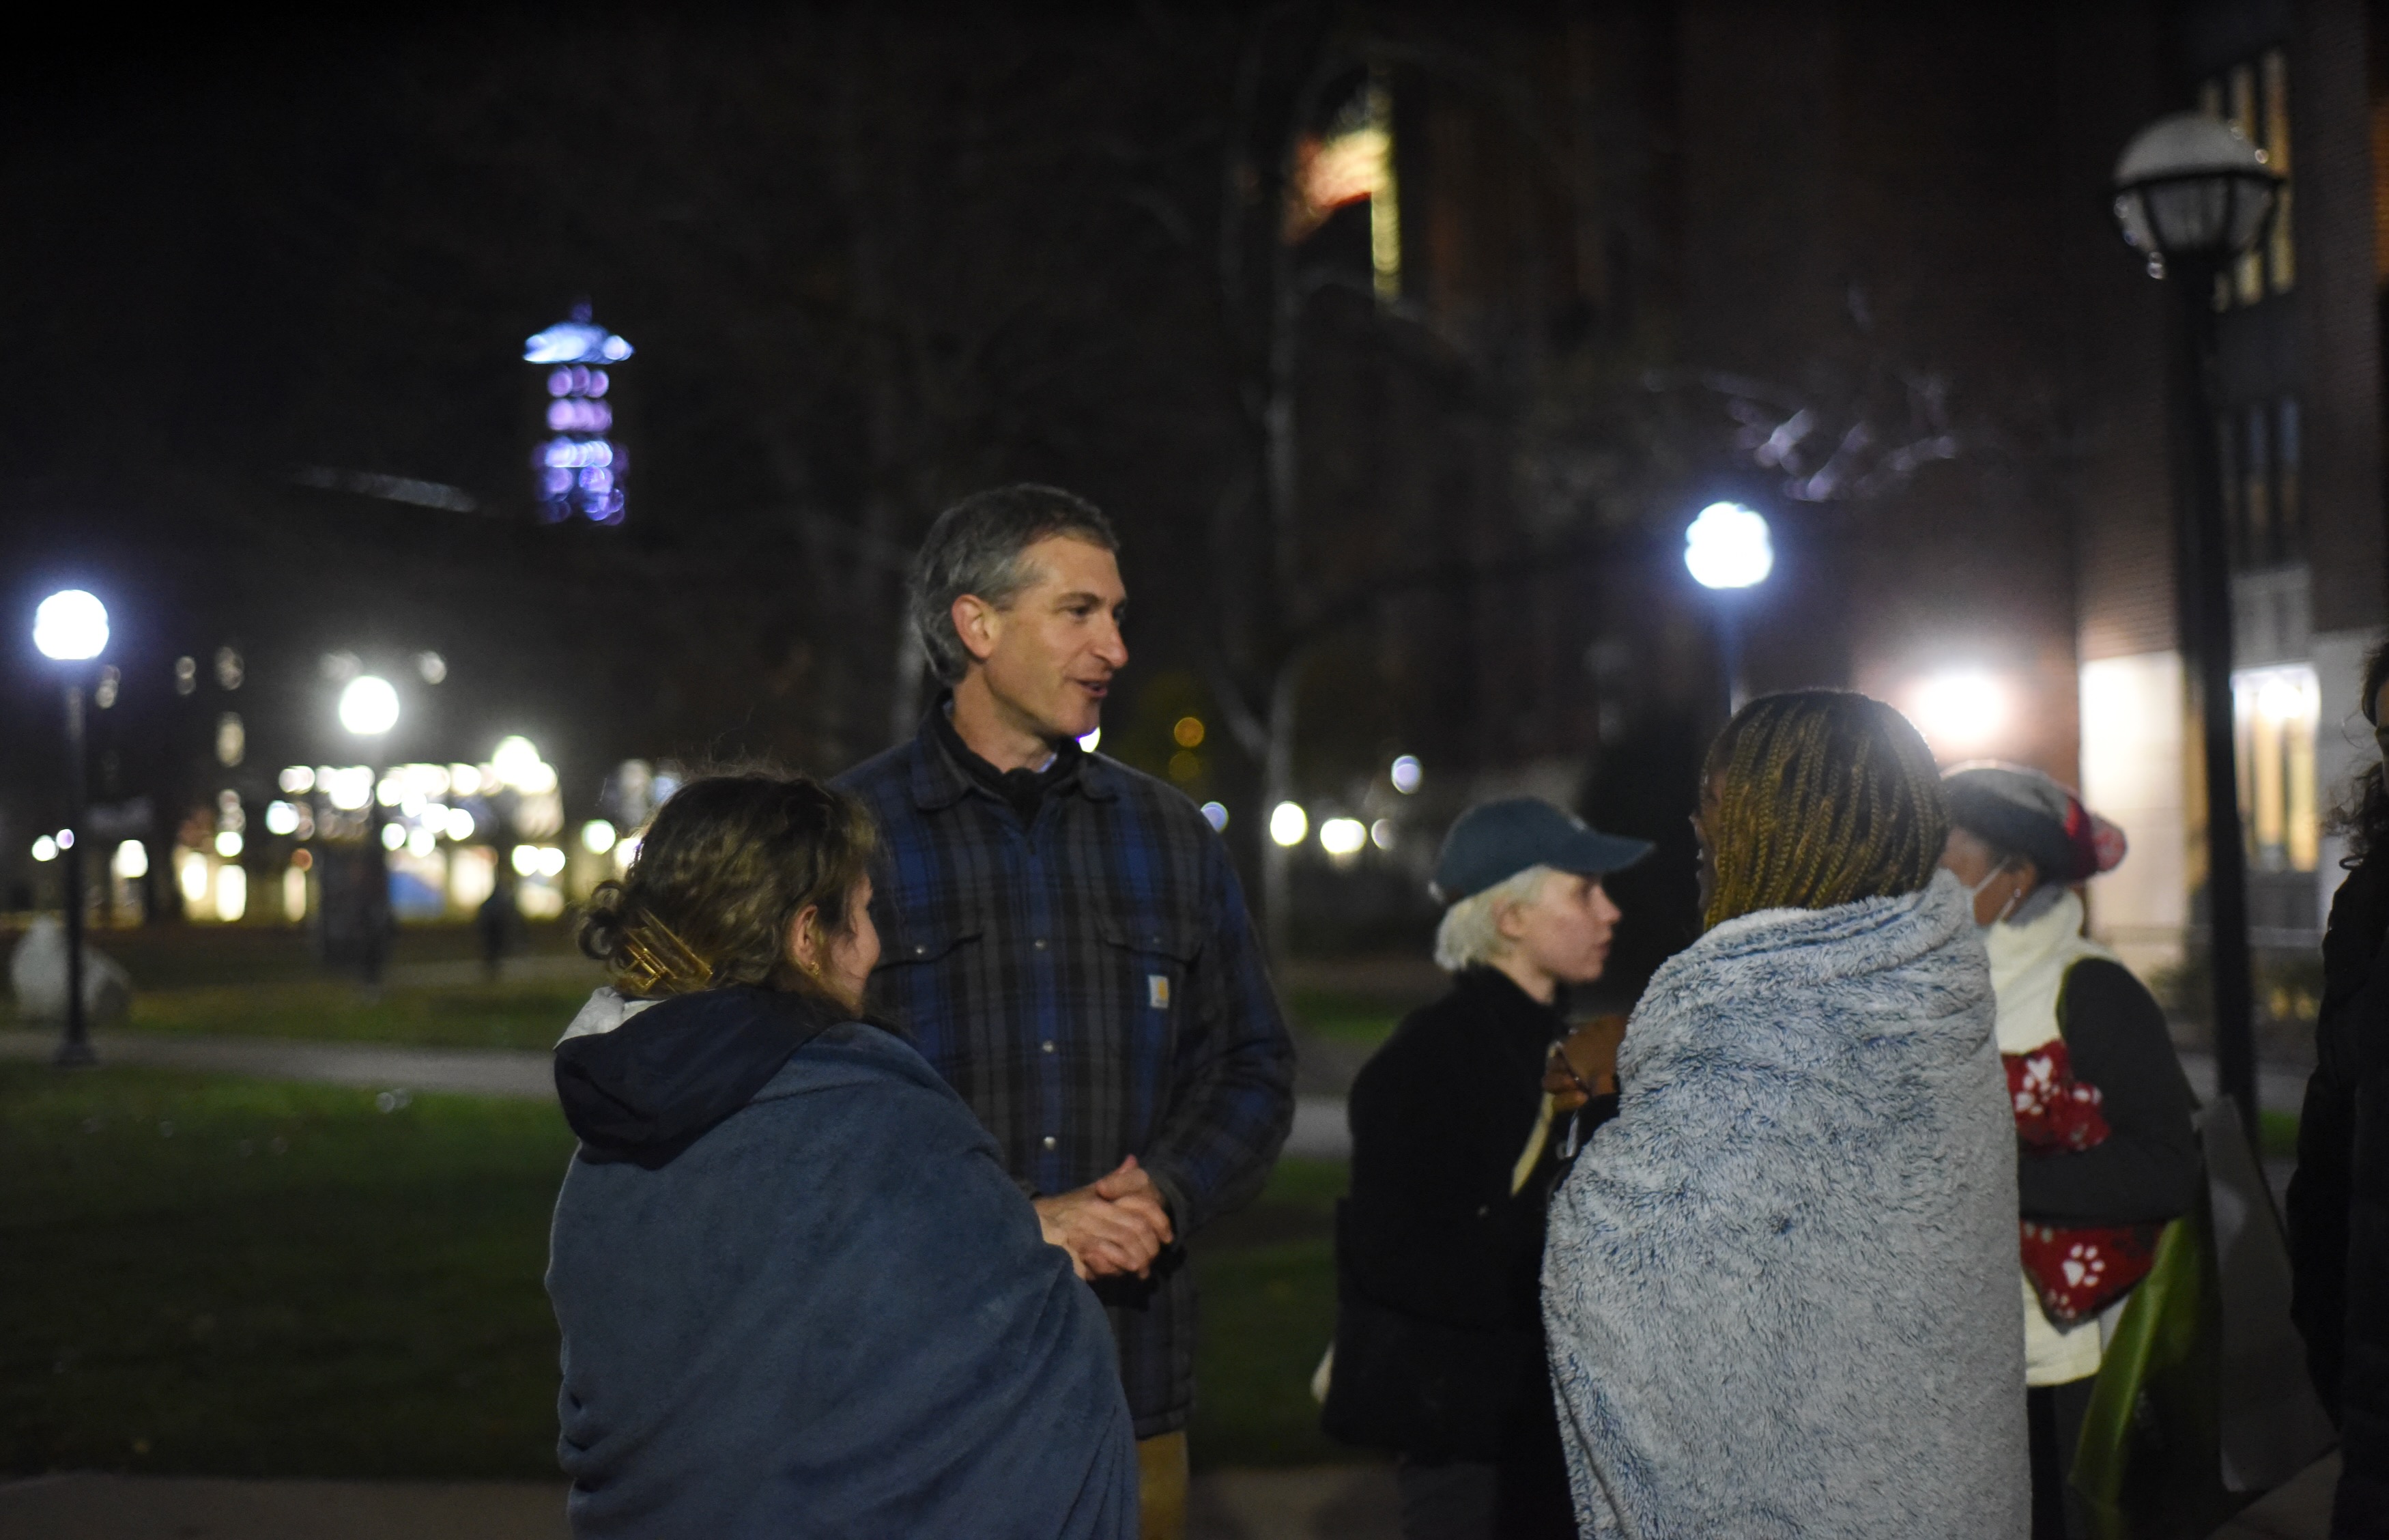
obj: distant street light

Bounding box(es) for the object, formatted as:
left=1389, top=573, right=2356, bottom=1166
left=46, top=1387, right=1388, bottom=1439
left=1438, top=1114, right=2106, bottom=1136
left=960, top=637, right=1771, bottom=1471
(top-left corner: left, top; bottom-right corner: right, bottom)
left=338, top=675, right=401, bottom=737
left=2112, top=109, right=2283, bottom=1139
left=1684, top=502, right=1773, bottom=712
left=338, top=674, right=399, bottom=987
left=33, top=589, right=108, bottom=1066
left=1269, top=801, right=1309, bottom=848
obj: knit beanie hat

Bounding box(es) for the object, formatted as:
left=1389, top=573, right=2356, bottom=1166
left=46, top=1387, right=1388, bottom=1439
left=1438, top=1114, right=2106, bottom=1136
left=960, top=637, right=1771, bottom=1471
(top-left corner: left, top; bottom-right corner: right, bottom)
left=1941, top=762, right=2127, bottom=884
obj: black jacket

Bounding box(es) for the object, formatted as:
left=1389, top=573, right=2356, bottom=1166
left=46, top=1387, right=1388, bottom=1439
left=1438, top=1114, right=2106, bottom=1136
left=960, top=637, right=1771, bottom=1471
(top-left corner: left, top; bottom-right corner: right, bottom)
left=1327, top=968, right=1615, bottom=1459
left=2021, top=958, right=2201, bottom=1226
left=2289, top=857, right=2389, bottom=1530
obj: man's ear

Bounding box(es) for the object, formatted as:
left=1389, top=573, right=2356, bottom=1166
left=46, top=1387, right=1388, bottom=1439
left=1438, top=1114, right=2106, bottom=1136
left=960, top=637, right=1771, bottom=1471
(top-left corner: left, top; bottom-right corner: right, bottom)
left=951, top=594, right=1003, bottom=665
left=1491, top=896, right=1528, bottom=942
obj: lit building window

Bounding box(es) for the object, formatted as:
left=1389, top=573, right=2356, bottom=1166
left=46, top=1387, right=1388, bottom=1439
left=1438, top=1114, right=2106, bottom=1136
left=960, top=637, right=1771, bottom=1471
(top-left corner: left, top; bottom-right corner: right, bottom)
left=524, top=304, right=633, bottom=524
left=2234, top=664, right=2321, bottom=872
left=2198, top=46, right=2293, bottom=308
left=1285, top=73, right=1399, bottom=300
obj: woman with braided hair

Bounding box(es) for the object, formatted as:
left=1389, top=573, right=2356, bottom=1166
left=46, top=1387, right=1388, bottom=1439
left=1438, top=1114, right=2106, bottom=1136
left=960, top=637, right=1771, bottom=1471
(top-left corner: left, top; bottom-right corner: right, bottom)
left=544, top=772, right=1136, bottom=1539
left=1542, top=690, right=2026, bottom=1538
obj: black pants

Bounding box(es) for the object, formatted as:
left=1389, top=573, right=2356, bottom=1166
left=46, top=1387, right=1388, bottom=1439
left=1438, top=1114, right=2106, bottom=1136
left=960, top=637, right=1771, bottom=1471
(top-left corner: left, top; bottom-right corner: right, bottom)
left=1394, top=1388, right=1576, bottom=1540
left=2027, top=1378, right=2095, bottom=1540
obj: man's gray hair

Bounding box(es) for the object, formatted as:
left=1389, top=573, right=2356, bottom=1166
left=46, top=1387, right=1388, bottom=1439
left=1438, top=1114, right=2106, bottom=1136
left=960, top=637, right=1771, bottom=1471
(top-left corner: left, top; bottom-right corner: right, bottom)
left=908, top=485, right=1119, bottom=685
left=1433, top=864, right=1556, bottom=972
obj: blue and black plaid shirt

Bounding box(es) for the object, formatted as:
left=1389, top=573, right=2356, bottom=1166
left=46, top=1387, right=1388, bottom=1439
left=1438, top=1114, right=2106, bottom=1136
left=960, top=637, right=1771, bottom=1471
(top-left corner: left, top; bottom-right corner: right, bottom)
left=838, top=715, right=1296, bottom=1438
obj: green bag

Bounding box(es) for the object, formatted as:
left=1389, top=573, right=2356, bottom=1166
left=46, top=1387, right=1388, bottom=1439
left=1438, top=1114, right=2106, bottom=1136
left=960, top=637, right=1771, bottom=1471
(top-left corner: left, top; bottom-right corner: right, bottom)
left=2072, top=1100, right=2338, bottom=1537
left=2069, top=1196, right=2233, bottom=1539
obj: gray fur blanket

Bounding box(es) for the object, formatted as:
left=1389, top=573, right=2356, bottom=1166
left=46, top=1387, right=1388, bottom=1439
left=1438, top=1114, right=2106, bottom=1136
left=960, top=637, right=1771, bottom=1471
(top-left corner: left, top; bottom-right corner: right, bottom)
left=1543, top=872, right=2026, bottom=1538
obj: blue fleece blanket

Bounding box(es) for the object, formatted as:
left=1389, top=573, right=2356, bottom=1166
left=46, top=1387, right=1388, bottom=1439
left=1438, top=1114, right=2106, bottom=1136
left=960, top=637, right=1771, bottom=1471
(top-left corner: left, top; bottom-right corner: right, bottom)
left=1543, top=872, right=2027, bottom=1539
left=547, top=1011, right=1136, bottom=1539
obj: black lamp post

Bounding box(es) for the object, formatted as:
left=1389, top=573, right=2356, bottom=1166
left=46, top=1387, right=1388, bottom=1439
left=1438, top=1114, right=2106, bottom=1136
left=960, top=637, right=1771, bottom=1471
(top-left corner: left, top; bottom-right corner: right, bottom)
left=32, top=588, right=109, bottom=1066
left=2112, top=111, right=2283, bottom=1139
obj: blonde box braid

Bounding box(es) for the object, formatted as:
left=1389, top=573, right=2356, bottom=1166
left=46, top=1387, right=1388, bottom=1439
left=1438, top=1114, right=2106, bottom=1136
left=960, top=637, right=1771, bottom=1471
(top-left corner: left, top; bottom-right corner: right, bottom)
left=1700, top=690, right=1949, bottom=930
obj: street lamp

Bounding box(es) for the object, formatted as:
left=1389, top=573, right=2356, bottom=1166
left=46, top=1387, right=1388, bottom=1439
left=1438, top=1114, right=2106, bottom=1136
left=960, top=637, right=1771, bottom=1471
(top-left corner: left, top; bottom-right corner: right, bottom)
left=2113, top=110, right=2283, bottom=1139
left=33, top=589, right=108, bottom=1066
left=1685, top=501, right=1773, bottom=711
left=338, top=674, right=399, bottom=986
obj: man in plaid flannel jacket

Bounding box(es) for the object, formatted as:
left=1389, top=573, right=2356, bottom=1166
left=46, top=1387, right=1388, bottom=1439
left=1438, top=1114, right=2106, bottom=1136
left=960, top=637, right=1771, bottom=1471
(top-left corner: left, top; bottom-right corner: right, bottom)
left=837, top=485, right=1294, bottom=1539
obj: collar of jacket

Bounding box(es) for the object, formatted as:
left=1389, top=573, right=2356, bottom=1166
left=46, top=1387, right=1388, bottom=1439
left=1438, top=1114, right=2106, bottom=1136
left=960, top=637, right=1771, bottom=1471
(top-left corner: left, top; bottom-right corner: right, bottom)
left=1452, top=965, right=1568, bottom=1047
left=906, top=701, right=1120, bottom=811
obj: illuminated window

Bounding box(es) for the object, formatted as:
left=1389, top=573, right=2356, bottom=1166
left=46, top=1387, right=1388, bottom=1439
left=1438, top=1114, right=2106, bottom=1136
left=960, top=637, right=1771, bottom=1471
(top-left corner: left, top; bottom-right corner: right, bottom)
left=1284, top=72, right=1399, bottom=301
left=2199, top=47, right=2293, bottom=309
left=2234, top=664, right=2320, bottom=871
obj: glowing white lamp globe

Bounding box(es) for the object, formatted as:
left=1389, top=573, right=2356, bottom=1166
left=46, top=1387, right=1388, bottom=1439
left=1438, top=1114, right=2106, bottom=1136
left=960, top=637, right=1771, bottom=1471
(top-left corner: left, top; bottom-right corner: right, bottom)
left=339, top=675, right=401, bottom=737
left=1685, top=503, right=1775, bottom=590
left=33, top=590, right=109, bottom=661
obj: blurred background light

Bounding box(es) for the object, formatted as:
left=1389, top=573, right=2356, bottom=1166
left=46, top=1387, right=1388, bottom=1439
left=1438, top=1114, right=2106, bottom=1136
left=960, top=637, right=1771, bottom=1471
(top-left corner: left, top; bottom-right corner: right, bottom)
left=31, top=836, right=57, bottom=863
left=214, top=831, right=243, bottom=859
left=1270, top=801, right=1308, bottom=848
left=1200, top=801, right=1229, bottom=831
left=582, top=819, right=617, bottom=854
left=1389, top=754, right=1422, bottom=793
left=1371, top=819, right=1394, bottom=850
left=279, top=766, right=315, bottom=794
left=379, top=823, right=406, bottom=851
left=33, top=589, right=109, bottom=660
left=1319, top=816, right=1367, bottom=857
left=264, top=802, right=300, bottom=836
left=339, top=675, right=400, bottom=737
left=1684, top=502, right=1775, bottom=590
left=1910, top=669, right=2011, bottom=756
left=113, top=840, right=147, bottom=879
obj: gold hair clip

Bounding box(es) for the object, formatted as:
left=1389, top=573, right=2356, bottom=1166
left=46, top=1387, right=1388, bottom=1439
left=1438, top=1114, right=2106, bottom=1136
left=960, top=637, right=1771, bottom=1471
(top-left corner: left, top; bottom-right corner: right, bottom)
left=614, top=909, right=716, bottom=997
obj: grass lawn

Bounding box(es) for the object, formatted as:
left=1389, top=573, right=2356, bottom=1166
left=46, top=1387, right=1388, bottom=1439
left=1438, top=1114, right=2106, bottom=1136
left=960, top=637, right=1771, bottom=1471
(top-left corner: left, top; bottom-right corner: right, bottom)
left=1283, top=988, right=1403, bottom=1047
left=1186, top=1158, right=1355, bottom=1470
left=1, top=1062, right=1359, bottom=1479
left=0, top=1063, right=575, bottom=1478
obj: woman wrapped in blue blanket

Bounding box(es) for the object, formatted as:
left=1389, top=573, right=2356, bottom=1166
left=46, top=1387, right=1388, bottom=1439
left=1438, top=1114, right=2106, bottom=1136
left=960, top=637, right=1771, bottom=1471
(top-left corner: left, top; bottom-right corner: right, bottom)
left=543, top=772, right=1136, bottom=1539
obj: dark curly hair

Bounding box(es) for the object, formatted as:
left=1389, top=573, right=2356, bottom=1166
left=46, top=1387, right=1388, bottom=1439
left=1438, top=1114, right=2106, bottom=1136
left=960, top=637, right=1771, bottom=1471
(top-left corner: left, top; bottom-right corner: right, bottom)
left=1700, top=689, right=1950, bottom=929
left=2331, top=642, right=2389, bottom=866
left=577, top=772, right=877, bottom=1001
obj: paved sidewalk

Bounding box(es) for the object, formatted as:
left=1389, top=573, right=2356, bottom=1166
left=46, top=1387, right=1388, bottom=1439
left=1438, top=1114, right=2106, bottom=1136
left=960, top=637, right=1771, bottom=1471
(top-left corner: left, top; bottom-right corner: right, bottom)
left=0, top=1027, right=1360, bottom=1156
left=0, top=1029, right=554, bottom=1099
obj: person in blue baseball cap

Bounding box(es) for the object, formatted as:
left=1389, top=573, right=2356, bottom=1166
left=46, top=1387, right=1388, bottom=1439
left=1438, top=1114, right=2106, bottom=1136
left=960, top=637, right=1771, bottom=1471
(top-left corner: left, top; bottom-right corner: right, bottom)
left=1323, top=797, right=1650, bottom=1538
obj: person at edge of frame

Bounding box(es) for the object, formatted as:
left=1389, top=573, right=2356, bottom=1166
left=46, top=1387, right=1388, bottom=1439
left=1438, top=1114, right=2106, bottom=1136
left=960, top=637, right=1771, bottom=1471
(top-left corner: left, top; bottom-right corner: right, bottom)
left=835, top=483, right=1297, bottom=1540
left=2289, top=640, right=2389, bottom=1539
left=1326, top=795, right=1650, bottom=1539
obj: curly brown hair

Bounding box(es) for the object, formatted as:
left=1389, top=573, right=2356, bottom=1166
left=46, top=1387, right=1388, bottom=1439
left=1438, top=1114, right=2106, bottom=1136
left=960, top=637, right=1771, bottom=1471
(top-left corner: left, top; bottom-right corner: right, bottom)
left=1700, top=690, right=1949, bottom=930
left=577, top=772, right=877, bottom=1001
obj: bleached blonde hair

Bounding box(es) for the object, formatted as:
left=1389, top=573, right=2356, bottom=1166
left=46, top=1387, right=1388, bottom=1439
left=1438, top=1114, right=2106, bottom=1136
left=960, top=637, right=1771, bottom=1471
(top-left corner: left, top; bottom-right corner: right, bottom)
left=1433, top=864, right=1557, bottom=972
